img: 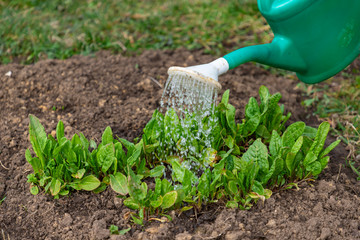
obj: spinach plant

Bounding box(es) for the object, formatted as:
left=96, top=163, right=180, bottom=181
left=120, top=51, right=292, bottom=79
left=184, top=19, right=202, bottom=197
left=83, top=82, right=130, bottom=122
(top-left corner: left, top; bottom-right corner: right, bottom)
left=26, top=85, right=340, bottom=223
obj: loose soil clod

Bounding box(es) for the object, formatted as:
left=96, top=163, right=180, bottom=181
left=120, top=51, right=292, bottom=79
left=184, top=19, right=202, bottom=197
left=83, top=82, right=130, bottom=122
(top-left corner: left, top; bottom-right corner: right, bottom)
left=0, top=50, right=359, bottom=239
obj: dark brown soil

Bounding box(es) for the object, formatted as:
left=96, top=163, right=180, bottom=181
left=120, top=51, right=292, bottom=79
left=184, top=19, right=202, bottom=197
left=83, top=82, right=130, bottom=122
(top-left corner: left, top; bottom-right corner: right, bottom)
left=0, top=49, right=359, bottom=240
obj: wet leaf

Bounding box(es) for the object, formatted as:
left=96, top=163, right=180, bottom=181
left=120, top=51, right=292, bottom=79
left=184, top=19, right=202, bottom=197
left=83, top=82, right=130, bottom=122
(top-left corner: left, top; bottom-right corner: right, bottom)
left=149, top=165, right=165, bottom=178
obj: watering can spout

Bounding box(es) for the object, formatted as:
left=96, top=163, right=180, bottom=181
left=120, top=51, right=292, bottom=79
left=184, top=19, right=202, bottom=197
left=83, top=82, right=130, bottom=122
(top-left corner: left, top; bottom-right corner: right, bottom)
left=223, top=37, right=307, bottom=74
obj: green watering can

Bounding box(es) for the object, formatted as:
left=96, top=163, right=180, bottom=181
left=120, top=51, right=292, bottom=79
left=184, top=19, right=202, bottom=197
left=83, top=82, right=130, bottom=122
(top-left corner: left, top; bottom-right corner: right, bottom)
left=168, top=0, right=360, bottom=90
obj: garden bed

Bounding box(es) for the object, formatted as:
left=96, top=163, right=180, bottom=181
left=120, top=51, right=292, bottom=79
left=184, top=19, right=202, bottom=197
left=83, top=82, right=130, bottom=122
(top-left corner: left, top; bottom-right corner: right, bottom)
left=0, top=49, right=359, bottom=239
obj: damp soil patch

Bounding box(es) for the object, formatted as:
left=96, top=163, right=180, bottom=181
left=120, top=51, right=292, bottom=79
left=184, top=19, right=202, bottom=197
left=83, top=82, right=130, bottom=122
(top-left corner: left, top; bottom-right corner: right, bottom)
left=0, top=50, right=359, bottom=239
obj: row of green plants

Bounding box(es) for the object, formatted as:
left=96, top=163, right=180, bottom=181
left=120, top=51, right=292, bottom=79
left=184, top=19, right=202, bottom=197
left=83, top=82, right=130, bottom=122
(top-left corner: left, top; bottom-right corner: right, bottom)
left=26, top=86, right=340, bottom=224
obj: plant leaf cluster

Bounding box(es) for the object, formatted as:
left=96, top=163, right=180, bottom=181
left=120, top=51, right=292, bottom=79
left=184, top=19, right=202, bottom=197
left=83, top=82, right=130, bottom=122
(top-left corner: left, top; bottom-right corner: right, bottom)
left=26, top=86, right=340, bottom=224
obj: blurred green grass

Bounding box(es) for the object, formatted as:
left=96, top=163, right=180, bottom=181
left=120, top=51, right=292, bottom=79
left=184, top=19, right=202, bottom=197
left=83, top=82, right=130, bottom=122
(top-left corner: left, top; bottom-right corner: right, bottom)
left=0, top=0, right=272, bottom=64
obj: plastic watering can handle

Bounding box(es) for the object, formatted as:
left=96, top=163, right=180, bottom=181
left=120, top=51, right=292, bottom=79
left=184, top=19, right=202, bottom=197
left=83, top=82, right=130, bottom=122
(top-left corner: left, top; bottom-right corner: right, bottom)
left=223, top=0, right=360, bottom=84
left=258, top=0, right=315, bottom=21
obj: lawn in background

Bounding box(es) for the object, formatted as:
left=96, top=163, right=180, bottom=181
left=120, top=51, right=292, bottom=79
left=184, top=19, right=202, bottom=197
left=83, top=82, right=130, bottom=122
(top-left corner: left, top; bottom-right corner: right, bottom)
left=0, top=0, right=270, bottom=64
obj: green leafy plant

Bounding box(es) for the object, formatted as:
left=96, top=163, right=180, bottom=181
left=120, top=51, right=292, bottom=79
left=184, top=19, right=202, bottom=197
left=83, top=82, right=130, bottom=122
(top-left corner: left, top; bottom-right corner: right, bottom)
left=26, top=116, right=101, bottom=198
left=109, top=225, right=131, bottom=235
left=26, top=86, right=340, bottom=223
left=298, top=76, right=359, bottom=179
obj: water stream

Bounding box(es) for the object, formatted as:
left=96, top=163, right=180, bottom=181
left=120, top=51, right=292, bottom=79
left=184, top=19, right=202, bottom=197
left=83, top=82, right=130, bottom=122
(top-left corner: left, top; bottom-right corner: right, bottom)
left=158, top=73, right=220, bottom=171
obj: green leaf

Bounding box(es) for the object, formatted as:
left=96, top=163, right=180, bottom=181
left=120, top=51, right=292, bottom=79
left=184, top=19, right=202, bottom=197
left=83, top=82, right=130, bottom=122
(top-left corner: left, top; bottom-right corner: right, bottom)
left=149, top=165, right=165, bottom=178
left=226, top=104, right=236, bottom=135
left=161, top=179, right=173, bottom=195
left=30, top=185, right=39, bottom=195
left=256, top=125, right=271, bottom=139
left=78, top=175, right=101, bottom=191
left=127, top=142, right=142, bottom=167
left=242, top=139, right=269, bottom=173
left=110, top=172, right=129, bottom=195
left=118, top=227, right=131, bottom=235
left=123, top=197, right=140, bottom=210
left=282, top=122, right=305, bottom=148
left=320, top=140, right=341, bottom=158
left=29, top=115, right=47, bottom=168
left=180, top=206, right=193, bottom=213
left=226, top=201, right=238, bottom=208
left=164, top=108, right=181, bottom=142
left=303, top=126, right=317, bottom=139
left=150, top=195, right=163, bottom=208
left=272, top=156, right=284, bottom=178
left=90, top=139, right=97, bottom=149
left=128, top=170, right=147, bottom=201
left=79, top=133, right=89, bottom=150
left=243, top=116, right=261, bottom=136
left=118, top=138, right=135, bottom=154
left=59, top=189, right=69, bottom=196
left=161, top=191, right=178, bottom=209
left=71, top=169, right=86, bottom=179
left=251, top=180, right=264, bottom=195
left=202, top=148, right=217, bottom=167
left=97, top=143, right=116, bottom=174
left=170, top=158, right=185, bottom=182
left=319, top=156, right=329, bottom=170
left=93, top=182, right=107, bottom=194
left=102, top=126, right=113, bottom=146
left=303, top=151, right=317, bottom=167
left=25, top=149, right=42, bottom=174
left=228, top=180, right=238, bottom=195
left=309, top=161, right=322, bottom=176
left=56, top=120, right=64, bottom=141
left=221, top=89, right=230, bottom=105
left=285, top=136, right=303, bottom=175
left=309, top=122, right=330, bottom=157
left=50, top=178, right=61, bottom=196
left=245, top=97, right=260, bottom=118
left=109, top=225, right=119, bottom=235
left=154, top=178, right=162, bottom=197
left=269, top=130, right=281, bottom=157
left=259, top=85, right=270, bottom=108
